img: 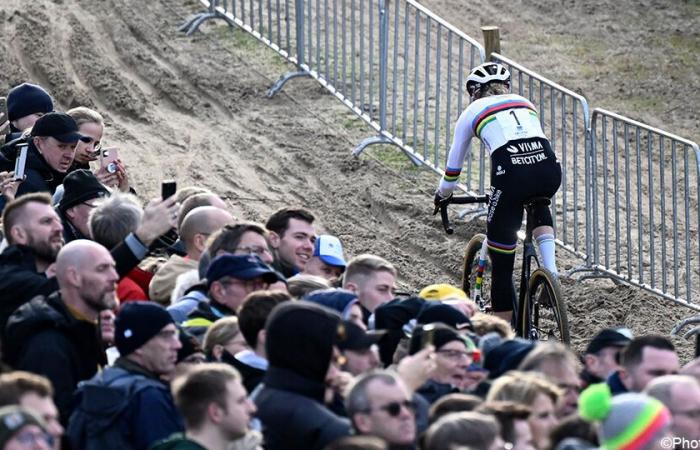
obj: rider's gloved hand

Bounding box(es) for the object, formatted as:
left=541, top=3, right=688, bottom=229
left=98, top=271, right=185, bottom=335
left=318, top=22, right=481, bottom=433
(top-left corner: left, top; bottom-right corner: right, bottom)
left=433, top=190, right=452, bottom=215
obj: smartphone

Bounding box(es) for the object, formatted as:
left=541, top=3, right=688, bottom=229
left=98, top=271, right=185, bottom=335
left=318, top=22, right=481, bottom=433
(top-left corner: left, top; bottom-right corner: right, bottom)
left=13, top=144, right=28, bottom=181
left=161, top=180, right=177, bottom=200
left=420, top=324, right=436, bottom=349
left=99, top=147, right=119, bottom=174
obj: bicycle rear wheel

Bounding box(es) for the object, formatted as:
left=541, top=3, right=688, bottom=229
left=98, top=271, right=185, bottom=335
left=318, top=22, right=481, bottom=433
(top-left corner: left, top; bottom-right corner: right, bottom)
left=462, top=233, right=491, bottom=311
left=519, top=268, right=570, bottom=344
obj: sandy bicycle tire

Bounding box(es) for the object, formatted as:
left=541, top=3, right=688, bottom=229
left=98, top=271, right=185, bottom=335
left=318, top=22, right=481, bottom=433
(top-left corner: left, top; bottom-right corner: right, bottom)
left=519, top=268, right=570, bottom=344
left=461, top=233, right=491, bottom=311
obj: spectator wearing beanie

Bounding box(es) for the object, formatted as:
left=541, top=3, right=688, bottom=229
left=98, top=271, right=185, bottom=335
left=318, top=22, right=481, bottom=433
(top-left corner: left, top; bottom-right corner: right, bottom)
left=5, top=83, right=53, bottom=135
left=0, top=405, right=53, bottom=450
left=408, top=323, right=477, bottom=404
left=579, top=384, right=672, bottom=450
left=56, top=169, right=110, bottom=243
left=255, top=301, right=352, bottom=450
left=67, top=302, right=184, bottom=450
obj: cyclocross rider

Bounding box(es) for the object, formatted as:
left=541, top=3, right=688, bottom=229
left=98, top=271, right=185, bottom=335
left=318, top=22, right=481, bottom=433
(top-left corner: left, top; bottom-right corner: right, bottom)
left=434, top=62, right=562, bottom=323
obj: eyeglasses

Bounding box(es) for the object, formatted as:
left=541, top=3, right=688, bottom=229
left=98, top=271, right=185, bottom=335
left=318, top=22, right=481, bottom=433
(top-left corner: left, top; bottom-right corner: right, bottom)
left=14, top=430, right=54, bottom=447
left=366, top=400, right=417, bottom=417
left=436, top=349, right=473, bottom=361
left=235, top=245, right=272, bottom=258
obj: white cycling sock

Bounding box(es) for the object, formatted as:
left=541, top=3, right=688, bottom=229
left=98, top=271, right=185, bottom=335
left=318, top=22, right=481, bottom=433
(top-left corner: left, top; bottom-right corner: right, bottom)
left=536, top=233, right=558, bottom=276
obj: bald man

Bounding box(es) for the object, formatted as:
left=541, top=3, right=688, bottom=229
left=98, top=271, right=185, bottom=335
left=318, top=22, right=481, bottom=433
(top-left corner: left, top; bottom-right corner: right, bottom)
left=149, top=206, right=234, bottom=305
left=4, top=240, right=118, bottom=423
left=645, top=375, right=700, bottom=442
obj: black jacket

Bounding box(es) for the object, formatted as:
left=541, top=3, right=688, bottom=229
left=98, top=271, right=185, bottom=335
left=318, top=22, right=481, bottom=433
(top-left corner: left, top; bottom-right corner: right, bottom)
left=0, top=141, right=66, bottom=198
left=4, top=291, right=106, bottom=424
left=255, top=302, right=351, bottom=450
left=0, top=245, right=59, bottom=337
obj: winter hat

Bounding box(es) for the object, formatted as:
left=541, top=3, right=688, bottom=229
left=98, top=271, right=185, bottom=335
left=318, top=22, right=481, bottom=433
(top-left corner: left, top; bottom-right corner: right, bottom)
left=115, top=302, right=175, bottom=356
left=579, top=384, right=671, bottom=450
left=408, top=322, right=475, bottom=355
left=6, top=83, right=53, bottom=121
left=416, top=303, right=472, bottom=330
left=57, top=169, right=110, bottom=212
left=419, top=283, right=468, bottom=302
left=303, top=288, right=359, bottom=319
left=483, top=338, right=536, bottom=379
left=0, top=406, right=47, bottom=449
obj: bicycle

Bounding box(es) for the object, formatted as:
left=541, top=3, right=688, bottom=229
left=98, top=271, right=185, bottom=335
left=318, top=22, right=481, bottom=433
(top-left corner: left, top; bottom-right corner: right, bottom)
left=437, top=194, right=570, bottom=344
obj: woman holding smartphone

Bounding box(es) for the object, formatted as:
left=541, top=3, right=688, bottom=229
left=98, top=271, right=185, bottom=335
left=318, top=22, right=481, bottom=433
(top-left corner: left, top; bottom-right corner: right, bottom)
left=67, top=106, right=131, bottom=192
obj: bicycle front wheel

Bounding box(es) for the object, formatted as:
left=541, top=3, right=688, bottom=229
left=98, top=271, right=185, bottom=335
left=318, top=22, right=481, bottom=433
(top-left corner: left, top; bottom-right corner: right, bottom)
left=519, top=268, right=570, bottom=344
left=462, top=233, right=491, bottom=311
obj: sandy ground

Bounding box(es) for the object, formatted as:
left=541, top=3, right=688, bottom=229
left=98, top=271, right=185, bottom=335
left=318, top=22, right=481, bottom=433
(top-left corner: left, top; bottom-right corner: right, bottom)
left=1, top=0, right=698, bottom=360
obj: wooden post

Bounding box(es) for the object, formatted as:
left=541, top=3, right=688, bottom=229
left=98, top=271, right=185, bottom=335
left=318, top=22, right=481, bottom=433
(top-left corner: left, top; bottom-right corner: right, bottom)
left=481, top=26, right=501, bottom=61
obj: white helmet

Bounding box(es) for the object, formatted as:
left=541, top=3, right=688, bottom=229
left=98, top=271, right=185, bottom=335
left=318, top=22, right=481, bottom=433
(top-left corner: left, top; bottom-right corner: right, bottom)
left=466, top=62, right=511, bottom=97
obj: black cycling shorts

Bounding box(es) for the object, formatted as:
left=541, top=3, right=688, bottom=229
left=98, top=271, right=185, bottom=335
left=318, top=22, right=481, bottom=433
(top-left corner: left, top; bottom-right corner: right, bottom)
left=486, top=137, right=562, bottom=246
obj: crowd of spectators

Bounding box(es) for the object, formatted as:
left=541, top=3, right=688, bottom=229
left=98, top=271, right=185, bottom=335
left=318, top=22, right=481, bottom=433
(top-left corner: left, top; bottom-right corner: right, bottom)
left=0, top=81, right=698, bottom=450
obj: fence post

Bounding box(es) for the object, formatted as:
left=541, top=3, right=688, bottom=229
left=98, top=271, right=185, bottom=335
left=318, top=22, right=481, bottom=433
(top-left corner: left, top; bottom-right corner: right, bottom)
left=295, top=0, right=305, bottom=67
left=378, top=0, right=389, bottom=132
left=481, top=26, right=500, bottom=61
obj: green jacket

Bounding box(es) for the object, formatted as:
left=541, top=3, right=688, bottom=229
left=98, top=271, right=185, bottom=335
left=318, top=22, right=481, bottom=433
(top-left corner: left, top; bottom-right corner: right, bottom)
left=150, top=433, right=207, bottom=450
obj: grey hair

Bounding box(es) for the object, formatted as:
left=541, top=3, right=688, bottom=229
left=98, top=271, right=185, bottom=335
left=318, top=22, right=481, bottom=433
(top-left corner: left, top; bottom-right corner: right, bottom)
left=346, top=370, right=400, bottom=421
left=89, top=193, right=143, bottom=250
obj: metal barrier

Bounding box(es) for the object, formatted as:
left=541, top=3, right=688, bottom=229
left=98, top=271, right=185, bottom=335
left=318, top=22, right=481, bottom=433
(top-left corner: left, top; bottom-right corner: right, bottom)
left=491, top=53, right=592, bottom=261
left=183, top=0, right=487, bottom=195
left=183, top=0, right=700, bottom=310
left=591, top=108, right=700, bottom=309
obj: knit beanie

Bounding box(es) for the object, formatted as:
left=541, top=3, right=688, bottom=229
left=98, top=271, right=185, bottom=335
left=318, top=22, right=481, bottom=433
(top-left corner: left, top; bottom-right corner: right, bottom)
left=0, top=406, right=47, bottom=448
left=579, top=384, right=671, bottom=450
left=115, top=302, right=175, bottom=356
left=408, top=322, right=475, bottom=355
left=6, top=83, right=53, bottom=121
left=58, top=169, right=110, bottom=212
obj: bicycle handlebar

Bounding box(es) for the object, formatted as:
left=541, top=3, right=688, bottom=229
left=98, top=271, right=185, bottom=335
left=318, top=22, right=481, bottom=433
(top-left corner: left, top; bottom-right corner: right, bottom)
left=437, top=194, right=489, bottom=234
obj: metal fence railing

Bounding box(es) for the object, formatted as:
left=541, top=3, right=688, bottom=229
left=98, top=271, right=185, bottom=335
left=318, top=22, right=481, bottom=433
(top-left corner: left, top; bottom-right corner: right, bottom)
left=492, top=53, right=592, bottom=261
left=590, top=108, right=700, bottom=308
left=183, top=0, right=700, bottom=310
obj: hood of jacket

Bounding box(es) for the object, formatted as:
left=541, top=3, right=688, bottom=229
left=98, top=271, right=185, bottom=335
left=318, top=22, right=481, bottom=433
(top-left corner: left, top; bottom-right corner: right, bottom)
left=149, top=255, right=199, bottom=304
left=4, top=291, right=97, bottom=363
left=264, top=301, right=342, bottom=386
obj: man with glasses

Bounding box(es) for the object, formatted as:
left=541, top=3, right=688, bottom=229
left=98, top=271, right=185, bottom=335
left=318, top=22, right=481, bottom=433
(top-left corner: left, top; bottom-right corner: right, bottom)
left=518, top=342, right=582, bottom=418
left=56, top=169, right=109, bottom=242
left=184, top=255, right=281, bottom=336
left=0, top=405, right=54, bottom=450
left=346, top=371, right=417, bottom=450
left=645, top=375, right=700, bottom=444
left=68, top=302, right=184, bottom=449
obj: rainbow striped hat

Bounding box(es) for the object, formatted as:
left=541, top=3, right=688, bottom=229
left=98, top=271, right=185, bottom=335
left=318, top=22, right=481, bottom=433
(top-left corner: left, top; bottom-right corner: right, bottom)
left=579, top=384, right=671, bottom=450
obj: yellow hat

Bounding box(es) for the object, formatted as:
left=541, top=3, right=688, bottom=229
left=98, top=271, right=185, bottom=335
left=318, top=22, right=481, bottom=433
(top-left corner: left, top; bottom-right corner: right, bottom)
left=418, top=284, right=468, bottom=302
